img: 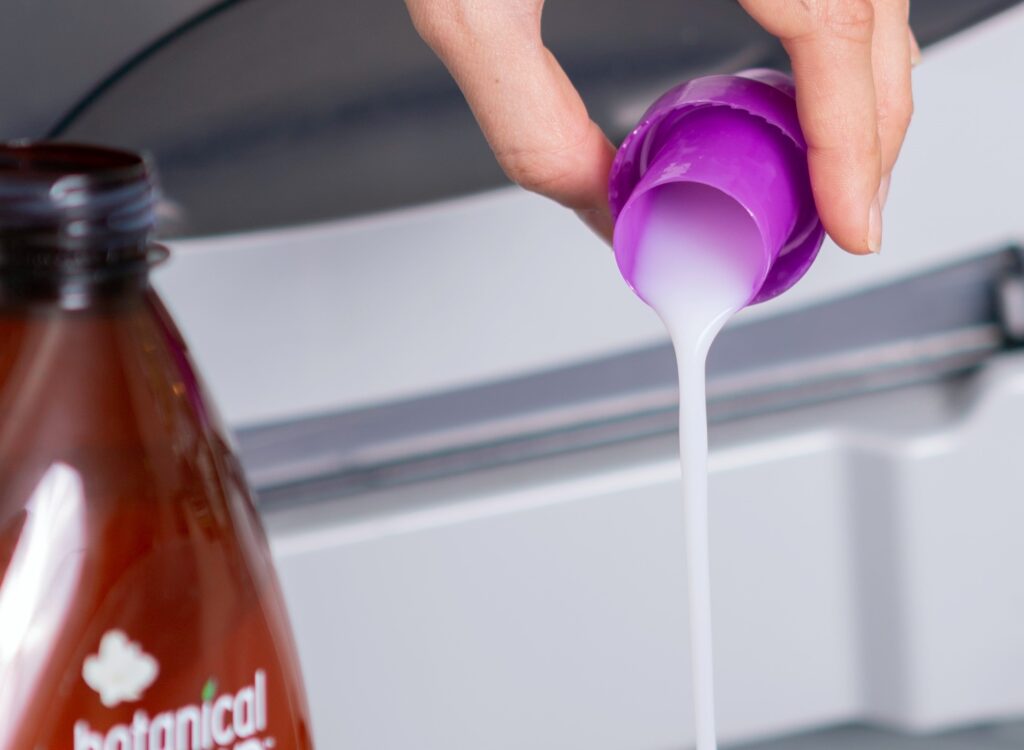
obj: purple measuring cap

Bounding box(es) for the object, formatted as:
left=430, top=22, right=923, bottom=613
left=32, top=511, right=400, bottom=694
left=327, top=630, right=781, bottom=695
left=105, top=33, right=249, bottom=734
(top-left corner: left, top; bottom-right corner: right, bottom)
left=608, top=69, right=825, bottom=305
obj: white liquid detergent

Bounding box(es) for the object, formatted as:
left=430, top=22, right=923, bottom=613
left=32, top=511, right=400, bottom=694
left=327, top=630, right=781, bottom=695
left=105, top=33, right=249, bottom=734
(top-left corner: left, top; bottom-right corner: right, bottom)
left=630, top=183, right=765, bottom=750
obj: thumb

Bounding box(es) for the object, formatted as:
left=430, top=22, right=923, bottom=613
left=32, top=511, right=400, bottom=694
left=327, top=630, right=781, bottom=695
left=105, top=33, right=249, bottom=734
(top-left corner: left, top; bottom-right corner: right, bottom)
left=407, top=2, right=616, bottom=239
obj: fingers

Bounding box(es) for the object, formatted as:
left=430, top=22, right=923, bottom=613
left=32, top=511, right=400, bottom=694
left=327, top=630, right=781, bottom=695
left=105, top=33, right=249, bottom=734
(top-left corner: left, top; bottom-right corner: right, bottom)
left=781, top=0, right=883, bottom=254
left=410, top=0, right=917, bottom=252
left=740, top=1, right=917, bottom=255
left=871, top=0, right=914, bottom=188
left=405, top=0, right=616, bottom=241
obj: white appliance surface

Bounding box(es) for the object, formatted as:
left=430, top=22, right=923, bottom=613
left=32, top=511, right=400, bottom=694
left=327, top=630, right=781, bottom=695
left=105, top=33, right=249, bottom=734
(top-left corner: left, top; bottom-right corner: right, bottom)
left=264, top=354, right=1024, bottom=749
left=151, top=5, right=1024, bottom=749
left=157, top=4, right=1024, bottom=430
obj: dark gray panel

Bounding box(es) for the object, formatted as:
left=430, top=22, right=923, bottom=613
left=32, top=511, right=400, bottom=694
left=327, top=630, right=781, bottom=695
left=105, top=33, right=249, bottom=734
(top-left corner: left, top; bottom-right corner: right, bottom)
left=0, top=0, right=213, bottom=138
left=730, top=721, right=1024, bottom=749
left=53, top=0, right=1023, bottom=237
left=60, top=0, right=766, bottom=236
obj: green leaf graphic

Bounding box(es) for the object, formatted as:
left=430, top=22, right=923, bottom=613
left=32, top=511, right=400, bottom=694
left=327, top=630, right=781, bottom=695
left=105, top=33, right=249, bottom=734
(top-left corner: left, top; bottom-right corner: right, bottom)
left=201, top=678, right=217, bottom=702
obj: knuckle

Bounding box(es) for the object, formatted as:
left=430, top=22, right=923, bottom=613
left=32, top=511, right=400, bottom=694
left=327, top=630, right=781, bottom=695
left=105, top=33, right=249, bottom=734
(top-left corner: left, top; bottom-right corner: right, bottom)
left=817, top=0, right=875, bottom=43
left=498, top=149, right=573, bottom=196
left=812, top=131, right=879, bottom=165
left=494, top=123, right=597, bottom=202
left=853, top=134, right=882, bottom=162
left=880, top=96, right=914, bottom=132
left=406, top=1, right=475, bottom=48
left=408, top=0, right=538, bottom=48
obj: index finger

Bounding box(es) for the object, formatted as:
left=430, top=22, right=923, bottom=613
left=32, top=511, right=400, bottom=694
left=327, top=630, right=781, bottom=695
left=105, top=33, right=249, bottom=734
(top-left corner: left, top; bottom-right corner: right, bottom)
left=406, top=0, right=616, bottom=239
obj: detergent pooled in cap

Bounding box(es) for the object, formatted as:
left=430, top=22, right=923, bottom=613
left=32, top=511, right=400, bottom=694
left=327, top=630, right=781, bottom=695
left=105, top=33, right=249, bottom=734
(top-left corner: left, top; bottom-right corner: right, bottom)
left=609, top=70, right=826, bottom=750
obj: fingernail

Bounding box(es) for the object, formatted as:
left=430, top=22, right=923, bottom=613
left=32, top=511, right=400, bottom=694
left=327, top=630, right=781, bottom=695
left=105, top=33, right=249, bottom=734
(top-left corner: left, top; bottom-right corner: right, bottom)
left=868, top=196, right=883, bottom=254
left=910, top=32, right=922, bottom=67
left=878, top=174, right=891, bottom=210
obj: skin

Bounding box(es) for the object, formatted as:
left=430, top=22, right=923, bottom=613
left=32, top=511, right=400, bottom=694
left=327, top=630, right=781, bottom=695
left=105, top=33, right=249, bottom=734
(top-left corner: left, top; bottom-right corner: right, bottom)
left=405, top=0, right=918, bottom=255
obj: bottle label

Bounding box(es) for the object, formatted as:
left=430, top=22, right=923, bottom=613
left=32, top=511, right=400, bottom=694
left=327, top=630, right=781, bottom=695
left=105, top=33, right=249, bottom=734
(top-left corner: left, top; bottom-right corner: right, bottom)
left=74, top=630, right=274, bottom=750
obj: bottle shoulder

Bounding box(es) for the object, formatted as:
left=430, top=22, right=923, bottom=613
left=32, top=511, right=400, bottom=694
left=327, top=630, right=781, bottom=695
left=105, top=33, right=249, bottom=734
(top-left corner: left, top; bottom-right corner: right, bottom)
left=0, top=291, right=252, bottom=552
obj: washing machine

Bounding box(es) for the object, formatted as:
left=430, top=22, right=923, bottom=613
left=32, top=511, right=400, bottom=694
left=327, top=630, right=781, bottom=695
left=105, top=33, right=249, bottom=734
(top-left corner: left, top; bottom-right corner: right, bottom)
left=5, top=1, right=1024, bottom=747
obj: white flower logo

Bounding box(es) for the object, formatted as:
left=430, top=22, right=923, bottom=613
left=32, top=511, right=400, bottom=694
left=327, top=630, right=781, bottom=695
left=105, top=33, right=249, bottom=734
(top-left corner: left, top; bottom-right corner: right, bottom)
left=82, top=630, right=159, bottom=707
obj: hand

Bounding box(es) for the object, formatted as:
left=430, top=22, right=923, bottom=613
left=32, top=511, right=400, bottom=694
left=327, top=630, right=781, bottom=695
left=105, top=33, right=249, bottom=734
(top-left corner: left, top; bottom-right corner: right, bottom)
left=738, top=0, right=918, bottom=254
left=406, top=0, right=918, bottom=254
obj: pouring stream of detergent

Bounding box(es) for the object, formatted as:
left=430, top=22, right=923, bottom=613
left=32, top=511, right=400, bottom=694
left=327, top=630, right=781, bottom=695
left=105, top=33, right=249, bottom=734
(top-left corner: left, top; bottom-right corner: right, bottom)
left=632, top=184, right=763, bottom=749
left=608, top=70, right=826, bottom=750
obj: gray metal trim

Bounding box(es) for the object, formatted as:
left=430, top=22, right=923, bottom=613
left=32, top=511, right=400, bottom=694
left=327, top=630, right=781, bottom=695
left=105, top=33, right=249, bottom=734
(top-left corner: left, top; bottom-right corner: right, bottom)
left=735, top=721, right=1024, bottom=749
left=239, top=245, right=1023, bottom=507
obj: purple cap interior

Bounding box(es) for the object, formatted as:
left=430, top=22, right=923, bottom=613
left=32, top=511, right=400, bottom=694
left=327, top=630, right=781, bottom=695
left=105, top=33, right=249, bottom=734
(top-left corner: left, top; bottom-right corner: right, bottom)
left=608, top=70, right=826, bottom=305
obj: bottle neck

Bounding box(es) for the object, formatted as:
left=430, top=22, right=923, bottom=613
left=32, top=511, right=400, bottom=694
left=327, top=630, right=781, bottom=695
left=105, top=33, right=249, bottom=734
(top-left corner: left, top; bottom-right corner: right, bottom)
left=0, top=243, right=165, bottom=311
left=0, top=143, right=161, bottom=311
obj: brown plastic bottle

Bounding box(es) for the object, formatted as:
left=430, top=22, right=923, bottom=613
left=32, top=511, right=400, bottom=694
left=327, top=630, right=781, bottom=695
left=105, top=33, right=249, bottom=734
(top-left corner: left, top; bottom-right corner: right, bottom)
left=0, top=144, right=315, bottom=750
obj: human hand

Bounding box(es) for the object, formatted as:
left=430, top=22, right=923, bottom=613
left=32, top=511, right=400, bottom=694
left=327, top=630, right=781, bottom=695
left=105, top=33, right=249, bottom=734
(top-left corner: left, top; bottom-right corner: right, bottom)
left=406, top=0, right=917, bottom=254
left=738, top=0, right=917, bottom=253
